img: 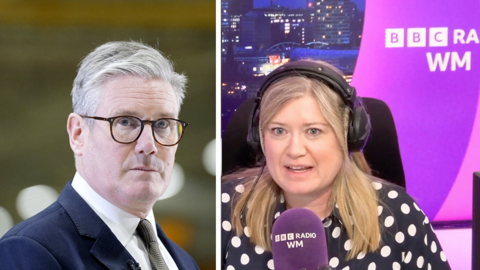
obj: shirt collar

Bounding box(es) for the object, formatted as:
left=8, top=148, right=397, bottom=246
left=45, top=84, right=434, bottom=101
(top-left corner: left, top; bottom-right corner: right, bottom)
left=71, top=172, right=158, bottom=247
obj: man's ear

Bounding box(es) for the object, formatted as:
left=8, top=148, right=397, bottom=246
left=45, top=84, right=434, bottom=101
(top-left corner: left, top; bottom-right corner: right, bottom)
left=67, top=113, right=86, bottom=156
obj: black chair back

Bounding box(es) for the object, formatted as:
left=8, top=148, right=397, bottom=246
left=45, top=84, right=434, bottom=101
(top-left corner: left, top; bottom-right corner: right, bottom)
left=222, top=97, right=406, bottom=188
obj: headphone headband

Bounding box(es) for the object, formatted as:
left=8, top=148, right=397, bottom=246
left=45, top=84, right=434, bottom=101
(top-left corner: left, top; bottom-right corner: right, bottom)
left=256, top=60, right=356, bottom=106
left=247, top=60, right=371, bottom=153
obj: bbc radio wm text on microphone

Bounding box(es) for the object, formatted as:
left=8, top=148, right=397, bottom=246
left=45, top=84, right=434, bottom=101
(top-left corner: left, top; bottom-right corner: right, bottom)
left=385, top=27, right=479, bottom=72
left=274, top=232, right=317, bottom=249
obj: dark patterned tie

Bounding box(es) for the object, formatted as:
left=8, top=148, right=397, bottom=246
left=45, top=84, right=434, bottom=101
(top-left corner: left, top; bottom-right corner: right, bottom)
left=136, top=219, right=169, bottom=270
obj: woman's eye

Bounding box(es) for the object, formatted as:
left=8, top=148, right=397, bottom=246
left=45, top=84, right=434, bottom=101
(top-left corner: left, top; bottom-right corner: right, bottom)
left=307, top=128, right=321, bottom=135
left=272, top=128, right=285, bottom=135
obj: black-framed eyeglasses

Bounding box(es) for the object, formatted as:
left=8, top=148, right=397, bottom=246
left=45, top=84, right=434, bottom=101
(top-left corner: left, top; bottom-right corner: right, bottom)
left=80, top=115, right=188, bottom=146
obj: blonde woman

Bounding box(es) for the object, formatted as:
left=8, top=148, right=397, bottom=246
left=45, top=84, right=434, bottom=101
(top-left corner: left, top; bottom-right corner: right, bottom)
left=221, top=60, right=450, bottom=270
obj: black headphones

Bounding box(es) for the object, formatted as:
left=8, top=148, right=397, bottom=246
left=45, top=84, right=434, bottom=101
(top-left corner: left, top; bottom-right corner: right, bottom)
left=247, top=60, right=371, bottom=153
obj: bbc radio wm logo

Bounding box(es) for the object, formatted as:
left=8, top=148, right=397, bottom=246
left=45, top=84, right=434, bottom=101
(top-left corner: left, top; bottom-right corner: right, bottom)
left=385, top=28, right=479, bottom=72
left=274, top=232, right=317, bottom=249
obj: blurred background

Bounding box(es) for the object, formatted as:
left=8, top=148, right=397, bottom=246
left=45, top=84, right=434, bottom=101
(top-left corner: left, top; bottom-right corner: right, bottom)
left=0, top=0, right=216, bottom=269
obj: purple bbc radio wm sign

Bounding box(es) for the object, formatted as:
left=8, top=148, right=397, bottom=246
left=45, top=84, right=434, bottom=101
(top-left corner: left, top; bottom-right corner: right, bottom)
left=221, top=0, right=479, bottom=222
left=353, top=0, right=480, bottom=221
left=386, top=27, right=472, bottom=72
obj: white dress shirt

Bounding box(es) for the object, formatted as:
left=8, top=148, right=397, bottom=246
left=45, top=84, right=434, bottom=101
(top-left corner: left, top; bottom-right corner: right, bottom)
left=72, top=172, right=179, bottom=270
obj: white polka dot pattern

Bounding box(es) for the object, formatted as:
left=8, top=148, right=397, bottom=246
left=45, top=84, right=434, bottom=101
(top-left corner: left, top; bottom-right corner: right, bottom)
left=372, top=182, right=382, bottom=190
left=401, top=203, right=410, bottom=214
left=332, top=227, right=341, bottom=238
left=235, top=184, right=245, bottom=193
left=329, top=257, right=339, bottom=268
left=267, top=259, right=274, bottom=270
left=408, top=224, right=416, bottom=236
left=380, top=246, right=391, bottom=257
left=384, top=216, right=394, bottom=227
left=395, top=232, right=404, bottom=243
left=413, top=202, right=420, bottom=211
left=431, top=241, right=437, bottom=253
left=231, top=236, right=241, bottom=248
left=324, top=218, right=332, bottom=227
left=424, top=215, right=430, bottom=224
left=244, top=227, right=251, bottom=237
left=388, top=190, right=398, bottom=199
left=254, top=245, right=264, bottom=254
left=344, top=239, right=352, bottom=251
left=221, top=180, right=451, bottom=270
left=440, top=251, right=447, bottom=262
left=240, top=254, right=249, bottom=265
left=417, top=256, right=424, bottom=268
left=404, top=251, right=412, bottom=263
left=222, top=221, right=232, bottom=231
left=222, top=193, right=230, bottom=203
left=357, top=252, right=365, bottom=260
left=377, top=205, right=383, bottom=216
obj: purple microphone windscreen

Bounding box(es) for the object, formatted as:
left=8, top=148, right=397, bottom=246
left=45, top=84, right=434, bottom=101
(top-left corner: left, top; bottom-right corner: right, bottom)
left=272, top=208, right=328, bottom=270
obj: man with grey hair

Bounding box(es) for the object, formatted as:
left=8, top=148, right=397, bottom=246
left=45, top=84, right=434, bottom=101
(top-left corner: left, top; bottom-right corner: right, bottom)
left=0, top=41, right=199, bottom=270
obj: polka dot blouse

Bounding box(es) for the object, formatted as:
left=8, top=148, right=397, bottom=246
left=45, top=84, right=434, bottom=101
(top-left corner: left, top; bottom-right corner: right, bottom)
left=221, top=179, right=451, bottom=270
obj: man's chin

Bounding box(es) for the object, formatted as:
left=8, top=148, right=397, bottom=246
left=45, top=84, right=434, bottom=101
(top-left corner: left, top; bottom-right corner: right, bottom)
left=127, top=190, right=163, bottom=203
left=126, top=180, right=164, bottom=197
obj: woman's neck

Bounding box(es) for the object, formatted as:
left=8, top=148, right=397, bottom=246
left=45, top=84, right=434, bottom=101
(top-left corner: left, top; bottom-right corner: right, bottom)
left=284, top=189, right=333, bottom=220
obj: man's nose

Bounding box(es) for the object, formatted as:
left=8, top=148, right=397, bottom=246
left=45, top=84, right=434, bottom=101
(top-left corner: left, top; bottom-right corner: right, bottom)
left=135, top=123, right=158, bottom=155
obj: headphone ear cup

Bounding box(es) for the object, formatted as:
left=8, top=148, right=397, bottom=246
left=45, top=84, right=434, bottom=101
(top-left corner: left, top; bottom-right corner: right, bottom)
left=348, top=102, right=371, bottom=151
left=247, top=104, right=261, bottom=152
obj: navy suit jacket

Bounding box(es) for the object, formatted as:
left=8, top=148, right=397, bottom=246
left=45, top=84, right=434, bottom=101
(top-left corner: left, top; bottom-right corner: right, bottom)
left=0, top=181, right=199, bottom=270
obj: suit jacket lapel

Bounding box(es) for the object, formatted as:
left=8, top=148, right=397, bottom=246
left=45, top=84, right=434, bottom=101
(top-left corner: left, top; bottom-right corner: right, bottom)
left=156, top=223, right=187, bottom=270
left=90, top=226, right=136, bottom=269
left=58, top=181, right=135, bottom=269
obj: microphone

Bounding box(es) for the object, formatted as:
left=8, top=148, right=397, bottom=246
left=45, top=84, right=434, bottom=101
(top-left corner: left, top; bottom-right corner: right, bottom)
left=272, top=208, right=332, bottom=270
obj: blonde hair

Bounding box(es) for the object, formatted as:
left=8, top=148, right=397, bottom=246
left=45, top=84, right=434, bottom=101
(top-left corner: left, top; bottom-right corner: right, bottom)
left=224, top=62, right=381, bottom=259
